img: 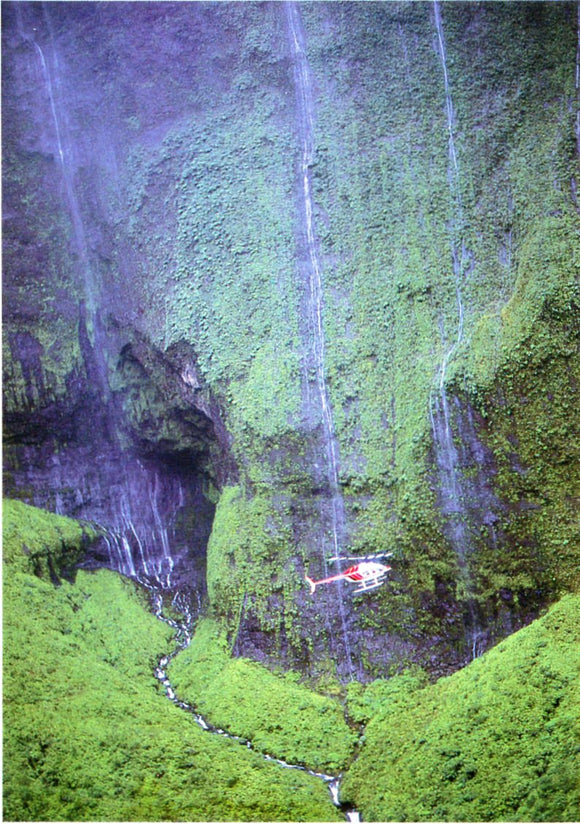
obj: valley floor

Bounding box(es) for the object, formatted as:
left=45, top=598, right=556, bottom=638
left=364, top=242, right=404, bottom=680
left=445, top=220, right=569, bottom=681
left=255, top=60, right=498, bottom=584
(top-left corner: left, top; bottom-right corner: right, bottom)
left=3, top=499, right=579, bottom=822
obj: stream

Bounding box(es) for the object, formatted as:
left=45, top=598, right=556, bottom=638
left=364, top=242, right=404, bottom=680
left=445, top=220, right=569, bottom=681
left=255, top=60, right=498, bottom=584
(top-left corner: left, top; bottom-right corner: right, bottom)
left=149, top=589, right=361, bottom=822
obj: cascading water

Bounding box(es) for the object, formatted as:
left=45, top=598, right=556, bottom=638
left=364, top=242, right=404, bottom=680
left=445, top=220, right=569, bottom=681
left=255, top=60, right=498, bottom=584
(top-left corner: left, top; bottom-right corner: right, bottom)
left=429, top=1, right=482, bottom=659
left=285, top=1, right=355, bottom=680
left=432, top=0, right=467, bottom=387
left=14, top=8, right=209, bottom=595
left=85, top=463, right=203, bottom=593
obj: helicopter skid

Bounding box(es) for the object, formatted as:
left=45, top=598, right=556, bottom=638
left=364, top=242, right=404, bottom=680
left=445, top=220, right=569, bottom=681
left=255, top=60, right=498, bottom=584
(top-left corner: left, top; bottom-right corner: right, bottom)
left=352, top=578, right=386, bottom=594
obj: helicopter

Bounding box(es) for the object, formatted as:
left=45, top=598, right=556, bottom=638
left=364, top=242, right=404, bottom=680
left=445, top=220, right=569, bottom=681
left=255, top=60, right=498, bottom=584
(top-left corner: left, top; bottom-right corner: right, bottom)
left=305, top=552, right=393, bottom=595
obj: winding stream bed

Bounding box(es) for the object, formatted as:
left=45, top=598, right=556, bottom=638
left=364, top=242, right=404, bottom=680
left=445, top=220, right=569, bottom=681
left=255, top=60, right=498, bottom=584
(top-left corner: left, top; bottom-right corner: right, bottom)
left=149, top=590, right=361, bottom=822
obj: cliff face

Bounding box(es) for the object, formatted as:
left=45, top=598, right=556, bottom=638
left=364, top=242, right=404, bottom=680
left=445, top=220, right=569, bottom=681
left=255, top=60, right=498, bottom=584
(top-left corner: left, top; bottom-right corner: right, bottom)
left=3, top=1, right=579, bottom=679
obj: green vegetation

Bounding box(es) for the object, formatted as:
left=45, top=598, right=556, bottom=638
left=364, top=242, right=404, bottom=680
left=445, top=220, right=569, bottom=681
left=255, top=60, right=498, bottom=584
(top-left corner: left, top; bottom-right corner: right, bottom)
left=121, top=3, right=301, bottom=459
left=120, top=0, right=578, bottom=670
left=455, top=210, right=580, bottom=611
left=3, top=498, right=94, bottom=577
left=291, top=0, right=580, bottom=657
left=206, top=485, right=310, bottom=651
left=3, top=500, right=343, bottom=821
left=341, top=594, right=580, bottom=822
left=4, top=4, right=580, bottom=819
left=2, top=97, right=87, bottom=413
left=168, top=617, right=357, bottom=773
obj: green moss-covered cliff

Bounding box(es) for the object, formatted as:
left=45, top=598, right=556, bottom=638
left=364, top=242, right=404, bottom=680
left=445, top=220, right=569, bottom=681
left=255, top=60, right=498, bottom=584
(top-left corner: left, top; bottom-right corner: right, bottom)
left=3, top=1, right=579, bottom=679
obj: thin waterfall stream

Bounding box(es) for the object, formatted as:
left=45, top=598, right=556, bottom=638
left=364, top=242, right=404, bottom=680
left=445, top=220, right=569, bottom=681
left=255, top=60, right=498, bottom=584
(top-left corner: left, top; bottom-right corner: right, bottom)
left=22, top=20, right=98, bottom=324
left=429, top=1, right=482, bottom=659
left=432, top=0, right=466, bottom=391
left=285, top=0, right=355, bottom=680
left=149, top=588, right=360, bottom=822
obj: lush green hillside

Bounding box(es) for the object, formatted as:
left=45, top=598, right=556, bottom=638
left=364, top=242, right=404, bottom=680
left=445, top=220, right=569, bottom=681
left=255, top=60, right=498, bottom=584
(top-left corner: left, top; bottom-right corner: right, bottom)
left=4, top=499, right=579, bottom=821
left=2, top=500, right=343, bottom=822
left=341, top=593, right=580, bottom=821
left=168, top=616, right=357, bottom=773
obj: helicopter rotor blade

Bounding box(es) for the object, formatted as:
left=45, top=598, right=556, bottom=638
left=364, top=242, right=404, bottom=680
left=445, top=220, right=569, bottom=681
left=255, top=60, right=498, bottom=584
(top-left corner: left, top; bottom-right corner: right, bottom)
left=327, top=551, right=394, bottom=563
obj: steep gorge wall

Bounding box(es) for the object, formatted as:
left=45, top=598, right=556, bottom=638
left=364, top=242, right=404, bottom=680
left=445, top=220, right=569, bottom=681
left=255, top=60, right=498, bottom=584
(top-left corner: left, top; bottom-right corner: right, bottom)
left=292, top=1, right=580, bottom=673
left=3, top=1, right=579, bottom=679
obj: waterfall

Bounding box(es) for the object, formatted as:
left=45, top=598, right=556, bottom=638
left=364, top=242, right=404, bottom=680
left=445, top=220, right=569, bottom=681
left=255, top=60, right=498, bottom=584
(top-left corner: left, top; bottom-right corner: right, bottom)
left=22, top=12, right=98, bottom=326
left=430, top=1, right=481, bottom=658
left=432, top=0, right=466, bottom=391
left=31, top=40, right=65, bottom=165
left=95, top=468, right=186, bottom=589
left=18, top=11, right=182, bottom=591
left=285, top=2, right=354, bottom=679
left=147, top=471, right=176, bottom=587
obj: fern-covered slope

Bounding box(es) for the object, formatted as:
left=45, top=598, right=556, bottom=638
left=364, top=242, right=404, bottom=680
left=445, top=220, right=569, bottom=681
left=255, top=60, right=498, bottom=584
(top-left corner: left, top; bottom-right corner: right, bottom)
left=341, top=593, right=580, bottom=822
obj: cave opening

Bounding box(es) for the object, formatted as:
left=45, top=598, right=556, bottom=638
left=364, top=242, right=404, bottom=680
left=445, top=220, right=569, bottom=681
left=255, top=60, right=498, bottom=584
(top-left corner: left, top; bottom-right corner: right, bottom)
left=3, top=333, right=224, bottom=615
